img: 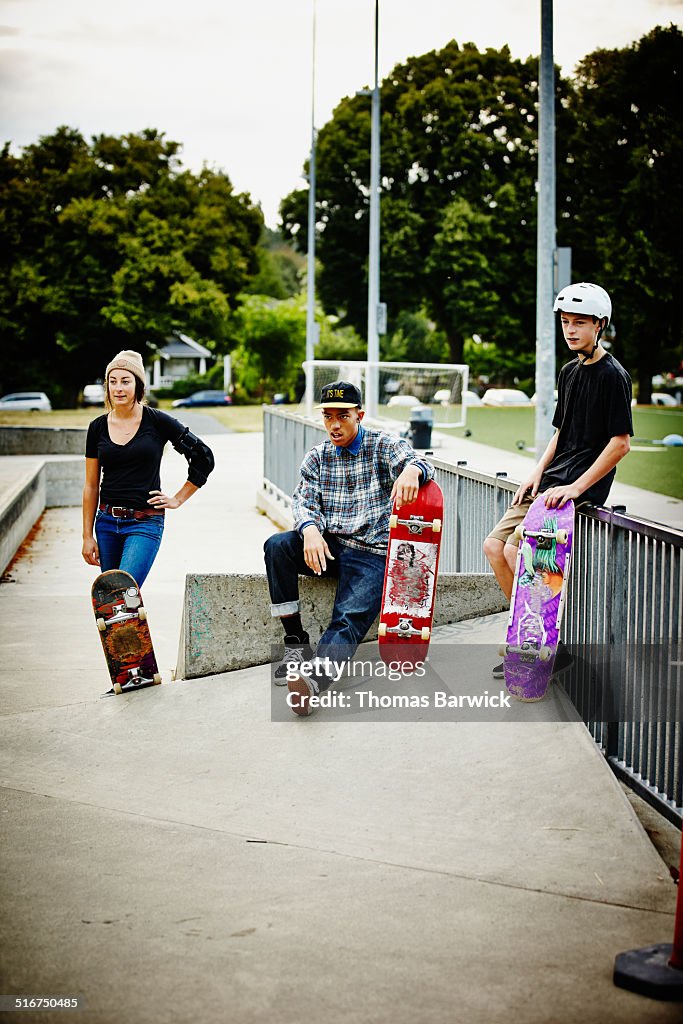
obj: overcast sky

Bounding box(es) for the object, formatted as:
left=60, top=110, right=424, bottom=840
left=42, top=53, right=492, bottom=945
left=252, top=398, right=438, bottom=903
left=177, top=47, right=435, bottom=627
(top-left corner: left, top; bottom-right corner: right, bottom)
left=1, top=0, right=681, bottom=226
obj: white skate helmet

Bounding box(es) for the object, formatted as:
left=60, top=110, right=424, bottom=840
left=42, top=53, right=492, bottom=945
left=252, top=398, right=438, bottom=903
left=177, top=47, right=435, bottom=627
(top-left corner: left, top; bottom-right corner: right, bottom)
left=553, top=282, right=611, bottom=325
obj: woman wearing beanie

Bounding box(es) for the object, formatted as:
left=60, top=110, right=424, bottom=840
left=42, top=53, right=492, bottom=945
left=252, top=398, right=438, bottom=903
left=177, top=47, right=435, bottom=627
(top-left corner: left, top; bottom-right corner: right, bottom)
left=81, top=350, right=215, bottom=586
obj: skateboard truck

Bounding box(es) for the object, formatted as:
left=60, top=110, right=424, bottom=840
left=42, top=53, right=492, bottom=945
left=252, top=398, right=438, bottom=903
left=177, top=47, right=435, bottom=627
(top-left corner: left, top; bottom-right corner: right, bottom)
left=388, top=513, right=442, bottom=535
left=514, top=524, right=569, bottom=548
left=97, top=587, right=147, bottom=630
left=499, top=639, right=552, bottom=663
left=379, top=617, right=430, bottom=641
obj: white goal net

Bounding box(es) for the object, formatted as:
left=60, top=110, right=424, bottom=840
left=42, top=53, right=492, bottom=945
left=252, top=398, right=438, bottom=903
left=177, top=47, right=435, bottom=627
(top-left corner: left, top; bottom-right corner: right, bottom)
left=301, top=360, right=469, bottom=430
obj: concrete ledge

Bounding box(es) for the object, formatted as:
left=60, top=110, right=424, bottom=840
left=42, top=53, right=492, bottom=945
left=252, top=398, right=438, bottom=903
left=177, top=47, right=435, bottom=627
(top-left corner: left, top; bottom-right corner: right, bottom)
left=0, top=425, right=86, bottom=455
left=0, top=464, right=46, bottom=575
left=176, top=572, right=507, bottom=679
left=256, top=483, right=293, bottom=531
left=0, top=457, right=84, bottom=573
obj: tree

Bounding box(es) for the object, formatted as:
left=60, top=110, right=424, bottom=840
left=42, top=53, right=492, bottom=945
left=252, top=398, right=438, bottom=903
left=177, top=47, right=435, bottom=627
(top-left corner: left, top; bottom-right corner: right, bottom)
left=229, top=294, right=307, bottom=400
left=559, top=25, right=683, bottom=400
left=281, top=42, right=553, bottom=363
left=0, top=127, right=263, bottom=402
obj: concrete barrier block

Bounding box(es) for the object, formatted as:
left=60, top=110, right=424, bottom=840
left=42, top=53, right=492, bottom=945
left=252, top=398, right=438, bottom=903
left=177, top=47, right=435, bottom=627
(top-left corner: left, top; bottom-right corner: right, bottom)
left=0, top=426, right=86, bottom=455
left=177, top=572, right=507, bottom=679
left=45, top=457, right=85, bottom=506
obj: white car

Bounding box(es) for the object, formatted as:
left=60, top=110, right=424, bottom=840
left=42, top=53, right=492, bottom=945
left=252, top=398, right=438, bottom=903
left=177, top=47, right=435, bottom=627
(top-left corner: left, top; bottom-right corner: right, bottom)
left=433, top=388, right=483, bottom=407
left=82, top=383, right=105, bottom=406
left=481, top=388, right=531, bottom=407
left=651, top=392, right=678, bottom=407
left=387, top=395, right=421, bottom=407
left=530, top=390, right=559, bottom=404
left=0, top=391, right=52, bottom=411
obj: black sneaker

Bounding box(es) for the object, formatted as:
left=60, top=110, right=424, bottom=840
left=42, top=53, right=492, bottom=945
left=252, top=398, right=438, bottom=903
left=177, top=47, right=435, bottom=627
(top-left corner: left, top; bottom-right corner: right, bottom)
left=287, top=658, right=332, bottom=717
left=492, top=661, right=504, bottom=679
left=273, top=635, right=314, bottom=686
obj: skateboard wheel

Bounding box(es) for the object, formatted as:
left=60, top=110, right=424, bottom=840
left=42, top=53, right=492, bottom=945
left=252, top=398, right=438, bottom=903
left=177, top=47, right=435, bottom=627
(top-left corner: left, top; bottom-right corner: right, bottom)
left=513, top=524, right=524, bottom=542
left=389, top=514, right=398, bottom=529
left=432, top=518, right=441, bottom=534
left=138, top=608, right=147, bottom=622
left=97, top=617, right=107, bottom=632
left=555, top=529, right=568, bottom=545
left=378, top=623, right=387, bottom=637
left=153, top=673, right=162, bottom=685
left=498, top=644, right=507, bottom=657
left=421, top=627, right=430, bottom=641
left=539, top=646, right=552, bottom=662
left=113, top=683, right=122, bottom=695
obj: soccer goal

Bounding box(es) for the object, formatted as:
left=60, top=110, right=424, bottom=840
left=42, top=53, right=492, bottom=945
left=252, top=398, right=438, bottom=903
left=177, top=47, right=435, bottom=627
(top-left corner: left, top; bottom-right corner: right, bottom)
left=301, top=360, right=469, bottom=429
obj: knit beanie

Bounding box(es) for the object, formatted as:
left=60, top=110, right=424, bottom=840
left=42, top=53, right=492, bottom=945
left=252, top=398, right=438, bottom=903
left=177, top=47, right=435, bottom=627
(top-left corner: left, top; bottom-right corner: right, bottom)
left=105, top=350, right=146, bottom=386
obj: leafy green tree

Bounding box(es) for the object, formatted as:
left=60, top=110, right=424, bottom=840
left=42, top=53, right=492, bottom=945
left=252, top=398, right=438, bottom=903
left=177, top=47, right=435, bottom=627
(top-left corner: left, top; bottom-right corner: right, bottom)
left=246, top=228, right=305, bottom=299
left=229, top=294, right=307, bottom=400
left=281, top=42, right=552, bottom=363
left=0, top=127, right=262, bottom=402
left=558, top=25, right=683, bottom=400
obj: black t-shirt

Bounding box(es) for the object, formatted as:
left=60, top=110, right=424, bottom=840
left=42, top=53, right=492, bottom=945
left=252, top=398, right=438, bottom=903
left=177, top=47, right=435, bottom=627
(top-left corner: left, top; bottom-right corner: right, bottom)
left=540, top=352, right=633, bottom=505
left=86, top=407, right=190, bottom=509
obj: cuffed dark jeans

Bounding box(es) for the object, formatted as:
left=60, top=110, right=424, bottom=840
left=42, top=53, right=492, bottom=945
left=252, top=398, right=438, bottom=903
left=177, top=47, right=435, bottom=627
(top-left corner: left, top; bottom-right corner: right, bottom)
left=264, top=530, right=385, bottom=663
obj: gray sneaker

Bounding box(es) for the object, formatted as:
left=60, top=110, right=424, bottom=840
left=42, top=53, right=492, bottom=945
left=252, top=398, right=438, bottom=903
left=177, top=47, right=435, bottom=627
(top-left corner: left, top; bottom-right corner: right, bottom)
left=273, top=635, right=314, bottom=685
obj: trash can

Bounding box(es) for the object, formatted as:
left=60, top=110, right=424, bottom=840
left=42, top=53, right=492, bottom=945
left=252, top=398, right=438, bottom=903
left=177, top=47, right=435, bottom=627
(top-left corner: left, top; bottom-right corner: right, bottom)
left=408, top=406, right=433, bottom=449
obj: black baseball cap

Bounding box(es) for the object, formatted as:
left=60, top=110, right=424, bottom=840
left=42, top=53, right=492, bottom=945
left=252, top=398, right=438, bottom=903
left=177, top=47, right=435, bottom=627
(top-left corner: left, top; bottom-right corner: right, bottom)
left=316, top=380, right=363, bottom=409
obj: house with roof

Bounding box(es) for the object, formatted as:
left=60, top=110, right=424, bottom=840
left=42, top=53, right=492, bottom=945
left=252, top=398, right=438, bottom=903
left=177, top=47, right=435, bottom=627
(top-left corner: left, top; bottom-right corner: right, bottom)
left=149, top=333, right=214, bottom=390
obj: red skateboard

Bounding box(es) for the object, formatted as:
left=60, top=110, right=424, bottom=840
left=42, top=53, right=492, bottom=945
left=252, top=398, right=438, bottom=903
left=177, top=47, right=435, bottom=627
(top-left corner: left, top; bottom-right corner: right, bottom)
left=378, top=479, right=444, bottom=669
left=91, top=569, right=161, bottom=695
left=501, top=495, right=574, bottom=701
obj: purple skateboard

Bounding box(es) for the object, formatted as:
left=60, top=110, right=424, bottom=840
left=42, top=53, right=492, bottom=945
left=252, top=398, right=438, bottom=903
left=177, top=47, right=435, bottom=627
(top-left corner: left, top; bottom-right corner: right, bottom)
left=501, top=495, right=574, bottom=701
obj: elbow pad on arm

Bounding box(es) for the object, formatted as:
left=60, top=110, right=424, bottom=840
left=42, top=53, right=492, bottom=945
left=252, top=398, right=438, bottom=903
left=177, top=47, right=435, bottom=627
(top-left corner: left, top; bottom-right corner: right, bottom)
left=172, top=428, right=215, bottom=486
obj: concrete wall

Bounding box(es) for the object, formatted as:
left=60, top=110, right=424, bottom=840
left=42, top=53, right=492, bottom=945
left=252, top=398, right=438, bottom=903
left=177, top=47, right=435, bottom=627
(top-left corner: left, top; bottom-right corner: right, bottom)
left=0, top=465, right=47, bottom=576
left=0, top=426, right=86, bottom=456
left=176, top=572, right=507, bottom=679
left=0, top=457, right=84, bottom=573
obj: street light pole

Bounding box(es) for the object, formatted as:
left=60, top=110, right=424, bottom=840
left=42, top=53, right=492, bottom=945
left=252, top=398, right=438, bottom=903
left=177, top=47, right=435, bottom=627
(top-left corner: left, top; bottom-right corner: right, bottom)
left=305, top=0, right=318, bottom=416
left=366, top=0, right=380, bottom=419
left=534, top=0, right=556, bottom=456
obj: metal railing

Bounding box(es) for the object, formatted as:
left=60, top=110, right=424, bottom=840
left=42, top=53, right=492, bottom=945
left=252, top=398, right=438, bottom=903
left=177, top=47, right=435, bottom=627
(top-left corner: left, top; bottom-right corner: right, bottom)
left=263, top=407, right=682, bottom=824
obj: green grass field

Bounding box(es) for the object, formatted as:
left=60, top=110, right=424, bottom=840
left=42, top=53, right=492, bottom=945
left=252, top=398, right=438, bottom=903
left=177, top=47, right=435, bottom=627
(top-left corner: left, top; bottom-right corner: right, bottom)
left=0, top=402, right=265, bottom=433
left=2, top=402, right=681, bottom=499
left=443, top=406, right=683, bottom=500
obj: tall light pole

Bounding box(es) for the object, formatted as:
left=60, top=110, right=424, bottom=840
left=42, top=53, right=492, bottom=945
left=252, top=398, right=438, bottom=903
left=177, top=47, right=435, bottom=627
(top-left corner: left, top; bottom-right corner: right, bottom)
left=304, top=0, right=318, bottom=415
left=366, top=0, right=381, bottom=419
left=534, top=0, right=556, bottom=456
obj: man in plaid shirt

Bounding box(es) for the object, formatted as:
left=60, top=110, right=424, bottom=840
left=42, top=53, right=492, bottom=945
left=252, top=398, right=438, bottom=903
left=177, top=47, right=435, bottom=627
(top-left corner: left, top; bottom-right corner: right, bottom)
left=264, top=380, right=434, bottom=716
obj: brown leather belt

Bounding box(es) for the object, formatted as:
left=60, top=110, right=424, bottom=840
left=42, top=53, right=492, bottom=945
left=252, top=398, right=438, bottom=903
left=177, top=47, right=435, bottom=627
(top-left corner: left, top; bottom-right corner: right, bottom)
left=98, top=503, right=165, bottom=519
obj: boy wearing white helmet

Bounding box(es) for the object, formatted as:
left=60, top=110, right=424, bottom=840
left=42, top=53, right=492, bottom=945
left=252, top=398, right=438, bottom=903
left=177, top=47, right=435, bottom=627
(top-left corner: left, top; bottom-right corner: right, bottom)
left=484, top=282, right=633, bottom=675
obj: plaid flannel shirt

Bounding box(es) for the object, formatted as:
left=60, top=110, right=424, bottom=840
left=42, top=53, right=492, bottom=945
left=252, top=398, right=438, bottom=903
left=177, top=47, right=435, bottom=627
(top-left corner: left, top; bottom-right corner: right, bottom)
left=292, top=426, right=434, bottom=553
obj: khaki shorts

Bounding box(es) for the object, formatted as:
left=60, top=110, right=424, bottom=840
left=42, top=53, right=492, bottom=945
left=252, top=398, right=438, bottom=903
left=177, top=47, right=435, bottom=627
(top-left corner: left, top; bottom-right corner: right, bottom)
left=485, top=497, right=534, bottom=547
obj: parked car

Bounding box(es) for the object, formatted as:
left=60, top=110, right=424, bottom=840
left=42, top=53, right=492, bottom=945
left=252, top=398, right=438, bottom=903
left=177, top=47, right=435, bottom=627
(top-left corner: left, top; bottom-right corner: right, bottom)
left=387, top=394, right=420, bottom=408
left=171, top=390, right=233, bottom=408
left=651, top=392, right=679, bottom=407
left=433, top=388, right=482, bottom=407
left=82, top=383, right=105, bottom=406
left=530, top=390, right=558, bottom=404
left=0, top=391, right=52, bottom=411
left=481, top=388, right=531, bottom=407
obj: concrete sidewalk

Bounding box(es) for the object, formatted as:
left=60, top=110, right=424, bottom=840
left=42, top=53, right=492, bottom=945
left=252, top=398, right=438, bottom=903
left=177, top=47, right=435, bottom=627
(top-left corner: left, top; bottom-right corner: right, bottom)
left=0, top=432, right=680, bottom=1024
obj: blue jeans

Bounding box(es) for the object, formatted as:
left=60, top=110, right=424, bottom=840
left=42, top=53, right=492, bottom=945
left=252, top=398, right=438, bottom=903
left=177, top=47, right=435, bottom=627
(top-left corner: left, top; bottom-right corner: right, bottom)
left=95, top=511, right=165, bottom=588
left=263, top=531, right=386, bottom=663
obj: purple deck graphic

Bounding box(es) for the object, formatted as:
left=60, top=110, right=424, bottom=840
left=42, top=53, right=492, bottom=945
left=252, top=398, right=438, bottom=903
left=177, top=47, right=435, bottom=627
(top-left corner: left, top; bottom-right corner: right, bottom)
left=503, top=496, right=574, bottom=701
